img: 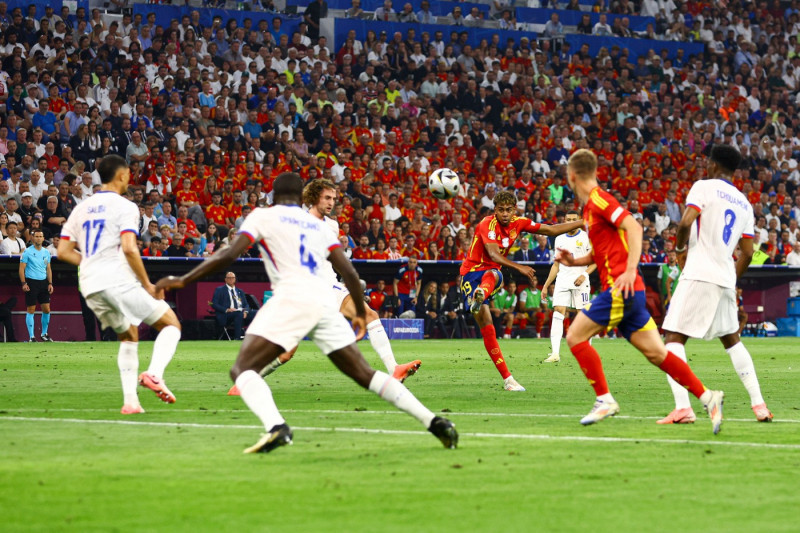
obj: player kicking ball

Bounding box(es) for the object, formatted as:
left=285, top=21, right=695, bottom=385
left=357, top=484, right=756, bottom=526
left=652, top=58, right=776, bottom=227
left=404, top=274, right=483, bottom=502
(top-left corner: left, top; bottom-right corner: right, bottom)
left=57, top=155, right=182, bottom=414
left=460, top=190, right=584, bottom=391
left=556, top=149, right=725, bottom=434
left=659, top=145, right=772, bottom=424
left=541, top=209, right=595, bottom=363
left=157, top=173, right=457, bottom=453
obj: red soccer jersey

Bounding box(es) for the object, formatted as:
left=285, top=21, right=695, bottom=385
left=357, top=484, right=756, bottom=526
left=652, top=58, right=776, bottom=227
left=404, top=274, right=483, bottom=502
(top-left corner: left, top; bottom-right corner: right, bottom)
left=459, top=215, right=541, bottom=275
left=584, top=186, right=645, bottom=292
left=205, top=205, right=230, bottom=225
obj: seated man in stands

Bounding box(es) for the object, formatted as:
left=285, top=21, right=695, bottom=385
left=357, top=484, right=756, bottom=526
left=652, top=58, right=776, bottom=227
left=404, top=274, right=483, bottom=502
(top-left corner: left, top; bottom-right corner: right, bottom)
left=211, top=271, right=251, bottom=339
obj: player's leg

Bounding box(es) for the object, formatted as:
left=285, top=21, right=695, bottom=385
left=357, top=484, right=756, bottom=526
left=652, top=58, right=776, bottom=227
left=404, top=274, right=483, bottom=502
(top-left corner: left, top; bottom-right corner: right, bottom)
left=502, top=311, right=514, bottom=339
left=233, top=334, right=294, bottom=454
left=340, top=293, right=421, bottom=382
left=40, top=298, right=52, bottom=341
left=24, top=298, right=35, bottom=341
left=116, top=323, right=145, bottom=414
left=720, top=332, right=772, bottom=421
left=137, top=304, right=182, bottom=404
left=546, top=301, right=568, bottom=362
left=629, top=324, right=724, bottom=434
left=658, top=331, right=696, bottom=424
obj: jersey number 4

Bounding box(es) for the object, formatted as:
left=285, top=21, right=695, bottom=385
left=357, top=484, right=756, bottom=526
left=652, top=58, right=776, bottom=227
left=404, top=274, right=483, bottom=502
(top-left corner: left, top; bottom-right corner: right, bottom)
left=299, top=234, right=318, bottom=274
left=82, top=219, right=105, bottom=257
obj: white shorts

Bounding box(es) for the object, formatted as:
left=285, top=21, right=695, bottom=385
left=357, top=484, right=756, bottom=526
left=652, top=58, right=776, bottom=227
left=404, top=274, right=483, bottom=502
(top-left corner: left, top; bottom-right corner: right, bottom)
left=84, top=283, right=170, bottom=334
left=332, top=281, right=350, bottom=310
left=553, top=282, right=591, bottom=310
left=662, top=279, right=738, bottom=340
left=247, top=293, right=355, bottom=354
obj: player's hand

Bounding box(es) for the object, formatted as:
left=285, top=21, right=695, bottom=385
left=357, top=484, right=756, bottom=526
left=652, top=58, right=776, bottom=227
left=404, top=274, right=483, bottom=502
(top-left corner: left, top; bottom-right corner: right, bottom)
left=48, top=283, right=54, bottom=294
left=143, top=281, right=161, bottom=300
left=155, top=276, right=186, bottom=292
left=351, top=314, right=367, bottom=341
left=555, top=248, right=574, bottom=266
left=677, top=251, right=687, bottom=270
left=574, top=275, right=586, bottom=287
left=21, top=282, right=29, bottom=292
left=613, top=270, right=636, bottom=299
left=517, top=264, right=536, bottom=284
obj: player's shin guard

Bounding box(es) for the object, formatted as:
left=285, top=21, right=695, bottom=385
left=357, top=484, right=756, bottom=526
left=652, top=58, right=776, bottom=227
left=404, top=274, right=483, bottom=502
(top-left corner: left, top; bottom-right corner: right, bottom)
left=41, top=313, right=50, bottom=336
left=367, top=319, right=397, bottom=374
left=726, top=342, right=765, bottom=406
left=480, top=324, right=511, bottom=379
left=570, top=340, right=610, bottom=396
left=236, top=370, right=285, bottom=431
left=25, top=313, right=34, bottom=338
left=550, top=311, right=565, bottom=356
left=658, top=352, right=706, bottom=399
left=148, top=325, right=181, bottom=379
left=118, top=341, right=140, bottom=406
left=368, top=371, right=435, bottom=427
left=665, top=342, right=692, bottom=409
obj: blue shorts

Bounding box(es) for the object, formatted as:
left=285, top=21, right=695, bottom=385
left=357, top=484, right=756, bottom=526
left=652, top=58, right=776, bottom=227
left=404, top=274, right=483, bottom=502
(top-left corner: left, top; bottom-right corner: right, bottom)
left=460, top=269, right=503, bottom=310
left=581, top=289, right=656, bottom=340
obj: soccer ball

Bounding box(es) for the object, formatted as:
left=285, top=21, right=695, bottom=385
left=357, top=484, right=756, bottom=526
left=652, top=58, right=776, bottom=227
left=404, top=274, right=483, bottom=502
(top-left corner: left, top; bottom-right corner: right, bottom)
left=428, top=168, right=460, bottom=200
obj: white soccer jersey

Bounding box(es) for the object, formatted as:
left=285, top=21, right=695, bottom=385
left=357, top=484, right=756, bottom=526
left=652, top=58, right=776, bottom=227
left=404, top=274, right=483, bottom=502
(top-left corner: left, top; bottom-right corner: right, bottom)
left=317, top=215, right=341, bottom=285
left=61, top=191, right=140, bottom=295
left=554, top=230, right=592, bottom=288
left=682, top=179, right=755, bottom=289
left=239, top=205, right=341, bottom=308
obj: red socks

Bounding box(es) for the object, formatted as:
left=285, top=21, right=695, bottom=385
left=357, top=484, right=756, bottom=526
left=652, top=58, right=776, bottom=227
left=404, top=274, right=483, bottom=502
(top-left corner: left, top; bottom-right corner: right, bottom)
left=480, top=324, right=511, bottom=379
left=504, top=326, right=512, bottom=336
left=659, top=352, right=706, bottom=398
left=570, top=341, right=609, bottom=396
left=479, top=270, right=497, bottom=294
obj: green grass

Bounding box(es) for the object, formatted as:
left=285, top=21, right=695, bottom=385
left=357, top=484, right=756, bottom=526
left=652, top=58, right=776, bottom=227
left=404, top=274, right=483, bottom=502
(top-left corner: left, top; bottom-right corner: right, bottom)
left=2, top=338, right=799, bottom=532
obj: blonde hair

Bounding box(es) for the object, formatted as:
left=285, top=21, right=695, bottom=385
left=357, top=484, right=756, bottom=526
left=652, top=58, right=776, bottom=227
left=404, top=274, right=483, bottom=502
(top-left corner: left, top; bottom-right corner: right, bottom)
left=567, top=149, right=597, bottom=179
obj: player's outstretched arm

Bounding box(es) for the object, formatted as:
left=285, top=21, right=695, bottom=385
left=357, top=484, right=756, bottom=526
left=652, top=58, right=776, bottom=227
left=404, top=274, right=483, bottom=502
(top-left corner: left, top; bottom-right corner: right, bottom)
left=329, top=247, right=367, bottom=340
left=735, top=237, right=754, bottom=280
left=156, top=235, right=252, bottom=292
left=555, top=248, right=593, bottom=267
left=56, top=239, right=82, bottom=267
left=614, top=215, right=643, bottom=298
left=536, top=219, right=584, bottom=237
left=485, top=242, right=536, bottom=284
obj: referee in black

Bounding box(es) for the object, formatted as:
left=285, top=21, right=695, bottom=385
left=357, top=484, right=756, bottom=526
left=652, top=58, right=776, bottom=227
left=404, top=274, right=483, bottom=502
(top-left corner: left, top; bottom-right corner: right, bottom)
left=19, top=230, right=54, bottom=342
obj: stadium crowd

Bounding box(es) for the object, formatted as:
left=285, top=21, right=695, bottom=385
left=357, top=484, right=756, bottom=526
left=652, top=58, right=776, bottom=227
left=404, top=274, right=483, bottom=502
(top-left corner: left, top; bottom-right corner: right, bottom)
left=0, top=0, right=799, bottom=271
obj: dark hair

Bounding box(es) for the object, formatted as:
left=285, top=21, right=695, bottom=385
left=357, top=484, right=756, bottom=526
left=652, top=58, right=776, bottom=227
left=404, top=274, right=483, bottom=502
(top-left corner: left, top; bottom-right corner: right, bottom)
left=96, top=154, right=128, bottom=184
left=273, top=172, right=304, bottom=201
left=566, top=209, right=579, bottom=216
left=710, top=144, right=742, bottom=174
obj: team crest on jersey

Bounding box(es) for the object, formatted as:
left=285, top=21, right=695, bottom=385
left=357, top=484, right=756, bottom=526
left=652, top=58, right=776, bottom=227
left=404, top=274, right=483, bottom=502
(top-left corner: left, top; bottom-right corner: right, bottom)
left=577, top=241, right=583, bottom=247
left=488, top=231, right=496, bottom=240
left=510, top=230, right=517, bottom=240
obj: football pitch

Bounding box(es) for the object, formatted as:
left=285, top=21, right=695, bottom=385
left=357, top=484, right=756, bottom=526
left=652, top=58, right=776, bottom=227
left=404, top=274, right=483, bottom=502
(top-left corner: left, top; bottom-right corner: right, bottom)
left=2, top=338, right=799, bottom=532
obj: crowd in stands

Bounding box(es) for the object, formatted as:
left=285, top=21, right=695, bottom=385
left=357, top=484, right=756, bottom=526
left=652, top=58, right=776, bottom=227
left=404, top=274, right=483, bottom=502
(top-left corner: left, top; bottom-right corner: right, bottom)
left=0, top=0, right=799, bottom=267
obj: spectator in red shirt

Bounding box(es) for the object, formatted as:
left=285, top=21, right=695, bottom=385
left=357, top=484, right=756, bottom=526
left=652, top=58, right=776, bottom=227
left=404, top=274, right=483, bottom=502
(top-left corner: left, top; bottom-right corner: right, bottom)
left=352, top=235, right=373, bottom=259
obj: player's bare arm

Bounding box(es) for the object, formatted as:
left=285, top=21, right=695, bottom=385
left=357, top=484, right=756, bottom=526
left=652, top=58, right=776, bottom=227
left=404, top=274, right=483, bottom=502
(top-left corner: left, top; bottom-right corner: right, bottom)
left=156, top=234, right=252, bottom=291
left=541, top=260, right=559, bottom=295
left=555, top=248, right=593, bottom=267
left=735, top=236, right=754, bottom=280
left=536, top=219, right=585, bottom=237
left=613, top=215, right=643, bottom=298
left=329, top=247, right=367, bottom=341
left=575, top=263, right=596, bottom=287
left=56, top=238, right=82, bottom=266
left=484, top=241, right=536, bottom=284
left=674, top=204, right=700, bottom=269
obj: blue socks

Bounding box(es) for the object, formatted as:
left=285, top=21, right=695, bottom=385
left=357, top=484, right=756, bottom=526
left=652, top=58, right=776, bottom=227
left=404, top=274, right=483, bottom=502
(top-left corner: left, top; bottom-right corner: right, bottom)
left=42, top=313, right=50, bottom=336
left=26, top=313, right=34, bottom=338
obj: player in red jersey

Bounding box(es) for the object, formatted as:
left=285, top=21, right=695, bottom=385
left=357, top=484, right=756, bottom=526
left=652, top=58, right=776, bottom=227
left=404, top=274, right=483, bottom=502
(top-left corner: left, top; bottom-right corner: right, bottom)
left=460, top=190, right=583, bottom=391
left=556, top=149, right=725, bottom=433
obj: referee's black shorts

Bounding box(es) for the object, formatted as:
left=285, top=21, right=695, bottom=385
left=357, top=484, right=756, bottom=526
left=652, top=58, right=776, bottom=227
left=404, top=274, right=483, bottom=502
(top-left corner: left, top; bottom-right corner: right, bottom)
left=25, top=278, right=50, bottom=307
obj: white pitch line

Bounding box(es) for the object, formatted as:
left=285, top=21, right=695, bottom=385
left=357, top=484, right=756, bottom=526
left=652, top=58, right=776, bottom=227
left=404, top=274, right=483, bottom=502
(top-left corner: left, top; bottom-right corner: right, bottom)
left=2, top=416, right=799, bottom=450
left=1, top=407, right=798, bottom=424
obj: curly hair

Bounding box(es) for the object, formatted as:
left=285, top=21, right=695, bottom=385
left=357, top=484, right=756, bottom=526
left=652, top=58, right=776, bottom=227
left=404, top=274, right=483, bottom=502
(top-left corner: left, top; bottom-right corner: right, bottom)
left=302, top=178, right=337, bottom=207
left=494, top=190, right=516, bottom=207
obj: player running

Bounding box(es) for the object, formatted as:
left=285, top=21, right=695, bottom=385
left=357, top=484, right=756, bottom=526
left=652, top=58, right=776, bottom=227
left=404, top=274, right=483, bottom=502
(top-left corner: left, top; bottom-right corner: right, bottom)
left=659, top=145, right=772, bottom=424
left=556, top=149, right=725, bottom=434
left=157, top=173, right=457, bottom=453
left=57, top=155, right=182, bottom=414
left=541, top=210, right=595, bottom=363
left=461, top=189, right=584, bottom=391
left=254, top=179, right=421, bottom=381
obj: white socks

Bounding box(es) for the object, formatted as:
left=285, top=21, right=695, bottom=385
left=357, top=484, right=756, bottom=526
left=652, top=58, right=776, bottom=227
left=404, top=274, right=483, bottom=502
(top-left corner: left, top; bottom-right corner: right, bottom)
left=368, top=371, right=435, bottom=428
left=550, top=311, right=564, bottom=356
left=118, top=341, right=140, bottom=406
left=236, top=370, right=285, bottom=430
left=147, top=326, right=181, bottom=379
left=727, top=342, right=765, bottom=406
left=665, top=342, right=692, bottom=409
left=367, top=320, right=397, bottom=374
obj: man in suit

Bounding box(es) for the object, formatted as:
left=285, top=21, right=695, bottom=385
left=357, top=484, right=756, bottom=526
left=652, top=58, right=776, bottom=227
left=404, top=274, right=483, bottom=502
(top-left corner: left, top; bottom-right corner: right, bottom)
left=211, top=272, right=251, bottom=339
left=513, top=238, right=533, bottom=262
